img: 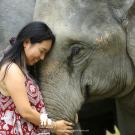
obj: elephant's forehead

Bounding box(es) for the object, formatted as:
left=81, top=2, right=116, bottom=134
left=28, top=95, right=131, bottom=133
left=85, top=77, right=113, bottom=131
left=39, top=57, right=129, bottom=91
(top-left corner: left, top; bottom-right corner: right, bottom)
left=34, top=0, right=123, bottom=41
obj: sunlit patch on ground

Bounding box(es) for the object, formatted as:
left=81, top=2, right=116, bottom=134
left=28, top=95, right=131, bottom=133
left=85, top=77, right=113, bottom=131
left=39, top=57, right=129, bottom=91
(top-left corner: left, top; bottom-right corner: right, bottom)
left=106, top=126, right=120, bottom=135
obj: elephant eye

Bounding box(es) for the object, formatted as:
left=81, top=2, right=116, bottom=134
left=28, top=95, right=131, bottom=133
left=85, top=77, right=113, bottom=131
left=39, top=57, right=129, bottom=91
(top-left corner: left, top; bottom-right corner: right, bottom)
left=66, top=43, right=88, bottom=69
left=71, top=46, right=81, bottom=56
left=67, top=46, right=81, bottom=67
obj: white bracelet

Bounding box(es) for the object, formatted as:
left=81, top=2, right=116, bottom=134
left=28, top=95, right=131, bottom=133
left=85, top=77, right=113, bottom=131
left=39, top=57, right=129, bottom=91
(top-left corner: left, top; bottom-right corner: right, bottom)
left=40, top=113, right=48, bottom=127
left=47, top=118, right=52, bottom=125
left=40, top=113, right=53, bottom=129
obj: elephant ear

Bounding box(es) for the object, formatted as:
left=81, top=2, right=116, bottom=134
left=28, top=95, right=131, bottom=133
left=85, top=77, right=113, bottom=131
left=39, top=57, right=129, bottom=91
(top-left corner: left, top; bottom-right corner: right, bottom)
left=108, top=0, right=134, bottom=29
left=108, top=0, right=135, bottom=67
left=127, top=1, right=135, bottom=67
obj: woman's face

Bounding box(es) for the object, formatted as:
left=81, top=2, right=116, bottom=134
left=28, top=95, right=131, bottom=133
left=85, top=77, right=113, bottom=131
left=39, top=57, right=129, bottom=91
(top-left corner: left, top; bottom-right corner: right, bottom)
left=23, top=39, right=52, bottom=65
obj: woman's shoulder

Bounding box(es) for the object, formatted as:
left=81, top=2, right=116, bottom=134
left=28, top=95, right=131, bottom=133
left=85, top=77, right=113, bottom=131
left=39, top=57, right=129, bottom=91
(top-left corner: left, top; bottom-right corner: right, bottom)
left=0, top=62, right=26, bottom=96
left=0, top=62, right=25, bottom=81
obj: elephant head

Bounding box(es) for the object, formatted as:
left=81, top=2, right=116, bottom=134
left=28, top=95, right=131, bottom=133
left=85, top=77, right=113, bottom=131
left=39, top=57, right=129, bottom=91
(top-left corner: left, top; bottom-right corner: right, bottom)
left=33, top=1, right=135, bottom=134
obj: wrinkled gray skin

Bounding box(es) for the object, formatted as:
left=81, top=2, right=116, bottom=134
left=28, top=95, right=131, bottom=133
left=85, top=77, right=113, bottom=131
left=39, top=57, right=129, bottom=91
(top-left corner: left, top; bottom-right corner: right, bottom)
left=1, top=0, right=135, bottom=135
left=33, top=0, right=135, bottom=135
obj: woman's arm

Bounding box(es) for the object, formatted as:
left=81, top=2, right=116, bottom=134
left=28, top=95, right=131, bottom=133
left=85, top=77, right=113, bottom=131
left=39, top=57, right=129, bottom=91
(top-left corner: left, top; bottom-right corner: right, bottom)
left=3, top=63, right=41, bottom=126
left=2, top=63, right=73, bottom=134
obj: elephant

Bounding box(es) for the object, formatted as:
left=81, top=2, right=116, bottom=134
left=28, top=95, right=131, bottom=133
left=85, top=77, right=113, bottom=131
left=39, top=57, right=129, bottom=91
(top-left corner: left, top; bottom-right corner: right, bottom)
left=33, top=0, right=135, bottom=135
left=1, top=0, right=135, bottom=135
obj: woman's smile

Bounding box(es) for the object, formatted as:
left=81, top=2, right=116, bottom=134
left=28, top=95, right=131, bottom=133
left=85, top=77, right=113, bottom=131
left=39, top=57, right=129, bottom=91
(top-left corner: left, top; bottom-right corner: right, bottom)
left=24, top=40, right=52, bottom=65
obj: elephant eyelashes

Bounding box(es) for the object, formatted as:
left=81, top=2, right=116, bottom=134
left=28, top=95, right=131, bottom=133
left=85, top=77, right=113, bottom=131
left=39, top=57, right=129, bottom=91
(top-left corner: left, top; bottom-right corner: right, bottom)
left=66, top=46, right=81, bottom=69
left=71, top=46, right=81, bottom=56
left=66, top=43, right=89, bottom=70
left=67, top=45, right=84, bottom=67
left=69, top=46, right=82, bottom=61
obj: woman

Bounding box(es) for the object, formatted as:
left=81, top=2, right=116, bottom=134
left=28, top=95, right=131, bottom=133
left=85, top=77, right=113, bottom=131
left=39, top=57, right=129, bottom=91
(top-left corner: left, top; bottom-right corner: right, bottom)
left=0, top=21, right=73, bottom=135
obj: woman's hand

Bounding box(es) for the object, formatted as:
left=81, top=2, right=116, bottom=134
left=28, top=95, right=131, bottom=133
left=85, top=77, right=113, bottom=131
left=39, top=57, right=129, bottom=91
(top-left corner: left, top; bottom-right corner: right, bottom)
left=53, top=120, right=74, bottom=135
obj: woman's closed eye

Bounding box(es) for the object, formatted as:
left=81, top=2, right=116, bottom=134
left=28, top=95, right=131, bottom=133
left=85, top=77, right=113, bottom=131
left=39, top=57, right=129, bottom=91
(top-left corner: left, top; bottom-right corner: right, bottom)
left=39, top=49, right=46, bottom=54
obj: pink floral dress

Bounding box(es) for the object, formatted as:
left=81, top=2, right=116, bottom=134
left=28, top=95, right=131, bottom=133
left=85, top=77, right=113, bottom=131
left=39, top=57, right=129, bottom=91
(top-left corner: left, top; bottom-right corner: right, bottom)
left=0, top=75, right=50, bottom=135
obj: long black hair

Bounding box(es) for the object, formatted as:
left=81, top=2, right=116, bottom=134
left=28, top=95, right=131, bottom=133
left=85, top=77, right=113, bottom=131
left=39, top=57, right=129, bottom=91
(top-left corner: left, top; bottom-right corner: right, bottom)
left=0, top=21, right=55, bottom=79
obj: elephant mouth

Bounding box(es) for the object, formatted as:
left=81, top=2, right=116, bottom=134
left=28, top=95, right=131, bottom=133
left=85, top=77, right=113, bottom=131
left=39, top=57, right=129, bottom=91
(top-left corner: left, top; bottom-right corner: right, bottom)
left=80, top=84, right=91, bottom=101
